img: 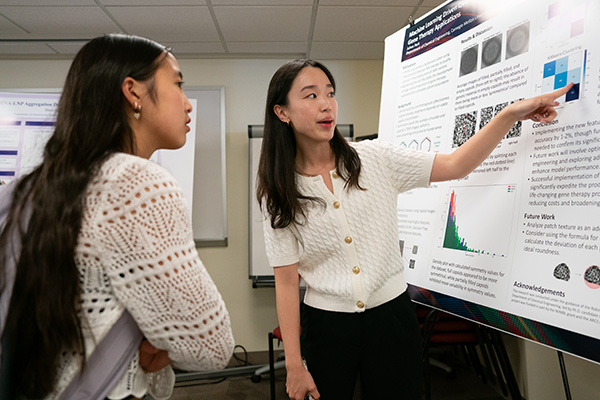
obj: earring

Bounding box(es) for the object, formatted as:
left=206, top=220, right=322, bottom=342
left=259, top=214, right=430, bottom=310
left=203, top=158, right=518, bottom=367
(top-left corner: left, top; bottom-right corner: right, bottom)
left=133, top=103, right=141, bottom=120
left=286, top=120, right=291, bottom=126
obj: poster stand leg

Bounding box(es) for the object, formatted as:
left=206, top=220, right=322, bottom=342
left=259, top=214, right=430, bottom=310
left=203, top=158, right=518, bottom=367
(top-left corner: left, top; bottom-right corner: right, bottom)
left=269, top=331, right=277, bottom=400
left=557, top=351, right=572, bottom=400
left=489, top=329, right=522, bottom=399
left=421, top=309, right=439, bottom=400
left=478, top=326, right=508, bottom=395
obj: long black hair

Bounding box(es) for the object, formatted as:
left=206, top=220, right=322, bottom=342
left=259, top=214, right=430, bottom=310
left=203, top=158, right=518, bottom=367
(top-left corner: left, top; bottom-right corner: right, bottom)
left=0, top=34, right=168, bottom=398
left=256, top=59, right=363, bottom=229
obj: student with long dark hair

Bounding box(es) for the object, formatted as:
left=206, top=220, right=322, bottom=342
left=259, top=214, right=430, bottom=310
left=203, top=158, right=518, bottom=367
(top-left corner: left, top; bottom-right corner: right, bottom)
left=257, top=59, right=570, bottom=400
left=0, top=34, right=234, bottom=399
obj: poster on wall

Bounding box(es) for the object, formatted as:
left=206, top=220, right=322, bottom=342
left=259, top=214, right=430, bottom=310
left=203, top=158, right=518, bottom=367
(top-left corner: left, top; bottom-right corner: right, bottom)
left=379, top=0, right=600, bottom=363
left=0, top=93, right=58, bottom=183
left=0, top=92, right=196, bottom=208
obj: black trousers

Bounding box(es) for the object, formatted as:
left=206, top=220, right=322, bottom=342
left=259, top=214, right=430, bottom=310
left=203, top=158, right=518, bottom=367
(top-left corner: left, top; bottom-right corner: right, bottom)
left=300, top=292, right=423, bottom=400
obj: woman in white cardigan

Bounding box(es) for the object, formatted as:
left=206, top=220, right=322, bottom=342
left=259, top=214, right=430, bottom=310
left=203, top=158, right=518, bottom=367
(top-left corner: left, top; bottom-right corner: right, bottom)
left=256, top=59, right=570, bottom=400
left=0, top=34, right=234, bottom=399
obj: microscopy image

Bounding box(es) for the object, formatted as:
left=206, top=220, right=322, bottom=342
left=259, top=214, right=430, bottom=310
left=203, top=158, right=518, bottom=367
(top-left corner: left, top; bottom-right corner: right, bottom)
left=482, top=34, right=502, bottom=68
left=479, top=106, right=494, bottom=130
left=506, top=99, right=523, bottom=138
left=479, top=100, right=522, bottom=139
left=584, top=265, right=600, bottom=289
left=553, top=263, right=570, bottom=281
left=460, top=45, right=479, bottom=76
left=506, top=120, right=523, bottom=139
left=506, top=21, right=530, bottom=59
left=453, top=111, right=477, bottom=147
left=494, top=101, right=509, bottom=115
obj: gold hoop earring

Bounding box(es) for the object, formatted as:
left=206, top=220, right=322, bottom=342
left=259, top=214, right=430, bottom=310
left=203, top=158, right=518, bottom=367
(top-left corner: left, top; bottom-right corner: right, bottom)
left=133, top=103, right=141, bottom=120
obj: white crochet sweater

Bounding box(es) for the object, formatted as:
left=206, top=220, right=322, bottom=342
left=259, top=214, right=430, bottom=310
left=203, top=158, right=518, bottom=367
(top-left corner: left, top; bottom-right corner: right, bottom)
left=49, top=153, right=234, bottom=399
left=263, top=140, right=435, bottom=313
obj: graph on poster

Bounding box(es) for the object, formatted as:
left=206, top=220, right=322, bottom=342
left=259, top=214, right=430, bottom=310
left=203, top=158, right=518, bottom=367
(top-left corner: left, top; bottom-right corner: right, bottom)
left=542, top=51, right=584, bottom=101
left=442, top=185, right=516, bottom=257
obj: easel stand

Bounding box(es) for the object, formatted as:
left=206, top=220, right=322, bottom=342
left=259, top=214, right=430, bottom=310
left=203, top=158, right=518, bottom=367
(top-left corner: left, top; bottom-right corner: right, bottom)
left=557, top=351, right=572, bottom=400
left=487, top=328, right=522, bottom=399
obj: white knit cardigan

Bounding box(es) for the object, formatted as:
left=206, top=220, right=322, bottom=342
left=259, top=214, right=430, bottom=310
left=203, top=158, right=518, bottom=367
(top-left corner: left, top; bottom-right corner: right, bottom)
left=48, top=153, right=234, bottom=399
left=263, top=139, right=435, bottom=313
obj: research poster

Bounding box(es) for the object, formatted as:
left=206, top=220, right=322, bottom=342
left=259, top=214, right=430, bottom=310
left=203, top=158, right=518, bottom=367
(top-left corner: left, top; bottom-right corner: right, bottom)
left=0, top=92, right=196, bottom=207
left=379, top=0, right=600, bottom=360
left=0, top=93, right=58, bottom=182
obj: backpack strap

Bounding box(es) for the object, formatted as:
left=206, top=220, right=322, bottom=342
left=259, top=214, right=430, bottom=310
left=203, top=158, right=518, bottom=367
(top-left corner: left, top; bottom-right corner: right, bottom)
left=59, top=310, right=143, bottom=400
left=0, top=182, right=25, bottom=398
left=0, top=182, right=144, bottom=399
left=0, top=316, right=17, bottom=399
left=0, top=182, right=18, bottom=341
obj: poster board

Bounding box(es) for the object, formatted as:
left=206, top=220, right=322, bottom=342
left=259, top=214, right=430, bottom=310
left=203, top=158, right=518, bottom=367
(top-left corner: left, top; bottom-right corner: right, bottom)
left=379, top=0, right=600, bottom=364
left=0, top=88, right=227, bottom=246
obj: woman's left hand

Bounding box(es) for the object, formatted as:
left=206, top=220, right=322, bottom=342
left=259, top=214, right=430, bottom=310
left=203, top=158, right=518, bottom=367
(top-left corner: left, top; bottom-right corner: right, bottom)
left=139, top=339, right=172, bottom=372
left=508, top=82, right=573, bottom=123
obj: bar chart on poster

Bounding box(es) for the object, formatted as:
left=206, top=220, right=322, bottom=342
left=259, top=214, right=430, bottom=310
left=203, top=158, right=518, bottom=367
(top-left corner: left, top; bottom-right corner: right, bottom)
left=379, top=0, right=600, bottom=363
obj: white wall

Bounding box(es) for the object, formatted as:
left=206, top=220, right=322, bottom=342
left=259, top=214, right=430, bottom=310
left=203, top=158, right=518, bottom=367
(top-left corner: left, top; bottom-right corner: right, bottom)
left=504, top=333, right=600, bottom=399
left=0, top=57, right=383, bottom=352
left=1, top=57, right=599, bottom=398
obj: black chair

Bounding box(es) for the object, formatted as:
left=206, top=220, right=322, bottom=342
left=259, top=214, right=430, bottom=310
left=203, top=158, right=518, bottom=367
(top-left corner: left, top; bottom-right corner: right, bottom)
left=418, top=305, right=489, bottom=399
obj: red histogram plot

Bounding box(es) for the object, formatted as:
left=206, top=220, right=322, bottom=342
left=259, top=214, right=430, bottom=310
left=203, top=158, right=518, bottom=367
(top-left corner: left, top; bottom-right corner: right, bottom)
left=442, top=185, right=517, bottom=257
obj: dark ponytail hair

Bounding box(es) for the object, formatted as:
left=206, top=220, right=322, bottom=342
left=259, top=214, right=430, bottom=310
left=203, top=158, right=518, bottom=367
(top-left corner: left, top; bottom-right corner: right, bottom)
left=0, top=34, right=167, bottom=398
left=256, top=59, right=363, bottom=229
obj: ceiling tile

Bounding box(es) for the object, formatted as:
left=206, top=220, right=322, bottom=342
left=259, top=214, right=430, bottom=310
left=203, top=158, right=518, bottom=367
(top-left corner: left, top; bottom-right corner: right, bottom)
left=0, top=14, right=26, bottom=36
left=100, top=0, right=206, bottom=5
left=163, top=41, right=225, bottom=54
left=0, top=1, right=95, bottom=5
left=214, top=6, right=312, bottom=42
left=0, top=6, right=121, bottom=38
left=414, top=6, right=436, bottom=20
left=46, top=41, right=87, bottom=54
left=0, top=42, right=58, bottom=54
left=211, top=0, right=311, bottom=4
left=313, top=6, right=412, bottom=42
left=227, top=41, right=306, bottom=54
left=310, top=41, right=384, bottom=60
left=0, top=1, right=442, bottom=59
left=422, top=0, right=444, bottom=6
left=107, top=6, right=220, bottom=42
left=318, top=0, right=420, bottom=5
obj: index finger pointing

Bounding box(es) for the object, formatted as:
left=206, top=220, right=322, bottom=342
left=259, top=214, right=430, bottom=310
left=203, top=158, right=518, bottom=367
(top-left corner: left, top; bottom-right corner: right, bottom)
left=549, top=82, right=574, bottom=100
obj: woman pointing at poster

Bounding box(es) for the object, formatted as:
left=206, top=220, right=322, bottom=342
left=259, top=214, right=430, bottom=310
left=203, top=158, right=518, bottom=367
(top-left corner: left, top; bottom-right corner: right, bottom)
left=256, top=58, right=571, bottom=400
